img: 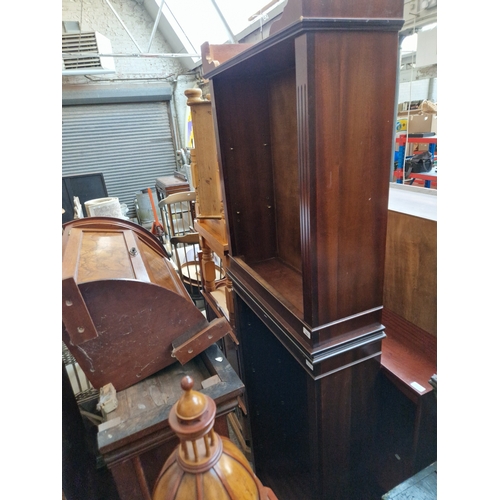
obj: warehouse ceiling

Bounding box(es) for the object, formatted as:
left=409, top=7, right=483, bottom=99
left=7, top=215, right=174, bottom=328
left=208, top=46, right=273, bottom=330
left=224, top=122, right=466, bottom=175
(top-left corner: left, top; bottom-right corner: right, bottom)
left=62, top=0, right=437, bottom=74
left=140, top=0, right=437, bottom=70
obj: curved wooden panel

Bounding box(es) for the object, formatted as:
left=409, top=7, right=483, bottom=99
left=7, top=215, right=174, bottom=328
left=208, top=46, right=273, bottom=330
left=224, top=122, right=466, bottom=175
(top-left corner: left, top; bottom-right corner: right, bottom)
left=62, top=280, right=208, bottom=391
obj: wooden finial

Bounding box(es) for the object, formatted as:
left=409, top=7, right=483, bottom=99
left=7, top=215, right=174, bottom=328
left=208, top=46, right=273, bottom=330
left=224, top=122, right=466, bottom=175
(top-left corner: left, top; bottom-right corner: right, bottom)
left=184, top=88, right=204, bottom=105
left=175, top=375, right=208, bottom=422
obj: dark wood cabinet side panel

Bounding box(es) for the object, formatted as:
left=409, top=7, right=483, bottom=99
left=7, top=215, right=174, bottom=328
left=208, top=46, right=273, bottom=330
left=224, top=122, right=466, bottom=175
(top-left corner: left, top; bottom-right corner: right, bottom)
left=212, top=77, right=277, bottom=263
left=309, top=356, right=381, bottom=499
left=311, top=371, right=352, bottom=499
left=269, top=67, right=301, bottom=272
left=311, top=31, right=398, bottom=325
left=234, top=297, right=311, bottom=475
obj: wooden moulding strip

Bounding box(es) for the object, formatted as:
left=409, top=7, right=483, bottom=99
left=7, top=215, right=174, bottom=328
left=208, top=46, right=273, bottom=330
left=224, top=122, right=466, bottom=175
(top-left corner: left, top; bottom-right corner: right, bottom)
left=62, top=228, right=99, bottom=345
left=171, top=318, right=232, bottom=365
left=122, top=230, right=150, bottom=282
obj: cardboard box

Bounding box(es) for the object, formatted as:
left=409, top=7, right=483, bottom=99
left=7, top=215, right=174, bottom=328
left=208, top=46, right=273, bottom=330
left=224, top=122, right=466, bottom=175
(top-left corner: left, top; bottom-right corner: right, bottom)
left=398, top=112, right=437, bottom=134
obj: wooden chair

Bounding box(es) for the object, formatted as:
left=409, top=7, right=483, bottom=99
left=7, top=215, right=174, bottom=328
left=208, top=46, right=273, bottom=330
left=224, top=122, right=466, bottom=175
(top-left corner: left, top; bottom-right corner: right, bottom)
left=170, top=233, right=224, bottom=310
left=158, top=191, right=196, bottom=239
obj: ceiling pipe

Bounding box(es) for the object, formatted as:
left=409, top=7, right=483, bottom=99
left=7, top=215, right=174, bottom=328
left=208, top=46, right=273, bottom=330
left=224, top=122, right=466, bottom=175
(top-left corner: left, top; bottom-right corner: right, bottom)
left=62, top=52, right=200, bottom=59
left=147, top=0, right=166, bottom=53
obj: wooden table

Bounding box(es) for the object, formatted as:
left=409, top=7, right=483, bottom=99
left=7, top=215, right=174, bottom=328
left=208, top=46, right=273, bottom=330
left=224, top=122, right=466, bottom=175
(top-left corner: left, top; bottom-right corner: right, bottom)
left=97, top=344, right=244, bottom=500
left=155, top=174, right=190, bottom=201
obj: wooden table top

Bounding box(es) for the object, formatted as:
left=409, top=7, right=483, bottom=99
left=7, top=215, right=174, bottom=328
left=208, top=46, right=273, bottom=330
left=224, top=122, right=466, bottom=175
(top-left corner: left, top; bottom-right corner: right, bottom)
left=97, top=344, right=244, bottom=458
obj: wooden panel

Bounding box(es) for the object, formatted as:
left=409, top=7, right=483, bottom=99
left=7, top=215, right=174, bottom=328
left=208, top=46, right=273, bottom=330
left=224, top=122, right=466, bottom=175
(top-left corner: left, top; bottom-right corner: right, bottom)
left=186, top=91, right=224, bottom=218
left=372, top=372, right=437, bottom=493
left=383, top=210, right=437, bottom=336
left=78, top=231, right=136, bottom=281
left=194, top=219, right=228, bottom=257
left=61, top=218, right=232, bottom=392
left=270, top=0, right=404, bottom=37
left=251, top=258, right=303, bottom=315
left=201, top=42, right=253, bottom=75
left=155, top=175, right=190, bottom=201
left=206, top=2, right=405, bottom=497
left=211, top=77, right=276, bottom=263
left=269, top=67, right=301, bottom=272
left=235, top=296, right=382, bottom=499
left=305, top=31, right=398, bottom=326
left=381, top=308, right=437, bottom=403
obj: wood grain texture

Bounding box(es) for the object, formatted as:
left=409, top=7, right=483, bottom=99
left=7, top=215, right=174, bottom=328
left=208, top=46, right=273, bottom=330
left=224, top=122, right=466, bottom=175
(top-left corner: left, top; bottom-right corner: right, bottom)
left=211, top=29, right=399, bottom=333
left=301, top=30, right=398, bottom=326
left=206, top=2, right=405, bottom=497
left=61, top=218, right=226, bottom=392
left=212, top=76, right=277, bottom=263
left=270, top=0, right=405, bottom=36
left=381, top=308, right=437, bottom=403
left=383, top=210, right=437, bottom=336
left=186, top=91, right=224, bottom=218
left=269, top=67, right=301, bottom=272
left=234, top=296, right=383, bottom=500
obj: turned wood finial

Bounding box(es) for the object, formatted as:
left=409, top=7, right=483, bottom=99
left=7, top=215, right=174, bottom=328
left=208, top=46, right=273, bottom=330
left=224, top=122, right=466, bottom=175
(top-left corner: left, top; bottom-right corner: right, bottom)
left=152, top=376, right=278, bottom=499
left=168, top=375, right=219, bottom=472
left=185, top=88, right=204, bottom=105
left=175, top=375, right=208, bottom=422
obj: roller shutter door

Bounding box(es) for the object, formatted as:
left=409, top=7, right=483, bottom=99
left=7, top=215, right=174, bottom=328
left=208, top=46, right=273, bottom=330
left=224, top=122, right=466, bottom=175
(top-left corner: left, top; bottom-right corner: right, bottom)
left=62, top=100, right=177, bottom=218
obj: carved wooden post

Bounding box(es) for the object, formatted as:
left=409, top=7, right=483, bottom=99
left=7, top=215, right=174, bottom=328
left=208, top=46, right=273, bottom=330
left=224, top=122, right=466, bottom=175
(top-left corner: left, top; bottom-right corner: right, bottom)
left=200, top=235, right=216, bottom=293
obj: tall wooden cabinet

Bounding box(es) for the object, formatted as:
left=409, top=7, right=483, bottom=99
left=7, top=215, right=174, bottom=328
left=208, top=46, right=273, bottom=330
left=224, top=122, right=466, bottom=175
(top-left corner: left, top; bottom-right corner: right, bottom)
left=202, top=1, right=404, bottom=498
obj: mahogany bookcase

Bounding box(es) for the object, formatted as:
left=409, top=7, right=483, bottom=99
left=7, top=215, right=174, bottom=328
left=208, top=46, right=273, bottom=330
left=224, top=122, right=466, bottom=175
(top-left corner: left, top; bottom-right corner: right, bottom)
left=202, top=1, right=404, bottom=498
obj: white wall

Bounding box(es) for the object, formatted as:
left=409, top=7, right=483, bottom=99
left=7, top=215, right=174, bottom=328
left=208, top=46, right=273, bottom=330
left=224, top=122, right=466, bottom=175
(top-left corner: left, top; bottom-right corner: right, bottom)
left=62, top=0, right=199, bottom=146
left=62, top=0, right=185, bottom=81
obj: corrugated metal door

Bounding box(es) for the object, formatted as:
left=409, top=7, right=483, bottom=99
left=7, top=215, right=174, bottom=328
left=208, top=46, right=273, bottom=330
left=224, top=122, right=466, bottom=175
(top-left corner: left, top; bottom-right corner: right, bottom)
left=62, top=101, right=177, bottom=218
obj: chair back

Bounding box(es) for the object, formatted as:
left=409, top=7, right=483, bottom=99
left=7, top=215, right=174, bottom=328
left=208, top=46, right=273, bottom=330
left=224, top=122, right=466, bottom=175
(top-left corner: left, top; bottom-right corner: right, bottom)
left=158, top=191, right=196, bottom=239
left=170, top=233, right=203, bottom=308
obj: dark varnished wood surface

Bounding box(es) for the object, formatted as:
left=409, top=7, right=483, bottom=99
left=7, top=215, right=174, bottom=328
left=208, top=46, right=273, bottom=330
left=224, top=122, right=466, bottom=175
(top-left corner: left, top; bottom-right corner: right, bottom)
left=235, top=296, right=383, bottom=499
left=62, top=278, right=208, bottom=391
left=211, top=75, right=277, bottom=264
left=250, top=258, right=303, bottom=315
left=374, top=309, right=437, bottom=492
left=206, top=2, right=404, bottom=498
left=269, top=0, right=405, bottom=37
left=269, top=67, right=301, bottom=272
left=301, top=30, right=398, bottom=326
left=211, top=29, right=400, bottom=333
left=230, top=256, right=386, bottom=359
left=381, top=308, right=437, bottom=404
left=62, top=218, right=234, bottom=392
